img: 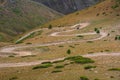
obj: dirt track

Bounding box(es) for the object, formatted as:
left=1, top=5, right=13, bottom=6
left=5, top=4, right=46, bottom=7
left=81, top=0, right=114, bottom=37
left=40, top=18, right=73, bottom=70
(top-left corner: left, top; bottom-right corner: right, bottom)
left=0, top=22, right=119, bottom=68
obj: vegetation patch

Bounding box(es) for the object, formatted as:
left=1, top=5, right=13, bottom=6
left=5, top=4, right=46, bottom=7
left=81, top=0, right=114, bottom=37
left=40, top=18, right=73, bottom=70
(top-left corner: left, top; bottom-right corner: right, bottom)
left=108, top=68, right=120, bottom=71
left=41, top=61, right=52, bottom=64
left=9, top=55, right=15, bottom=57
left=16, top=30, right=43, bottom=44
left=26, top=42, right=32, bottom=45
left=87, top=41, right=93, bottom=43
left=67, top=49, right=71, bottom=54
left=84, top=65, right=96, bottom=70
left=0, top=34, right=3, bottom=41
left=94, top=28, right=100, bottom=34
left=77, top=35, right=84, bottom=38
left=12, top=8, right=21, bottom=15
left=48, top=24, right=52, bottom=29
left=54, top=65, right=65, bottom=69
left=52, top=60, right=65, bottom=63
left=115, top=35, right=120, bottom=40
left=51, top=70, right=62, bottom=73
left=80, top=76, right=89, bottom=80
left=111, top=4, right=119, bottom=9
left=65, top=56, right=94, bottom=64
left=58, top=45, right=64, bottom=47
left=32, top=63, right=52, bottom=70
left=9, top=76, right=18, bottom=80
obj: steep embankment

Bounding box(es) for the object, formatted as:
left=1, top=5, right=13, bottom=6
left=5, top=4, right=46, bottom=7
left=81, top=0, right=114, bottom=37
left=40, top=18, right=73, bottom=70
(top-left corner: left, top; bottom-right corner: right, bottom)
left=33, top=0, right=99, bottom=14
left=0, top=0, right=63, bottom=42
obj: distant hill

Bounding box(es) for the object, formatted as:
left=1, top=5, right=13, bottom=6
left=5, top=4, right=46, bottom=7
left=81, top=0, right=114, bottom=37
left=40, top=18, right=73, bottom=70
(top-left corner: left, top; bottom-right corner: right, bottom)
left=33, top=0, right=100, bottom=14
left=0, top=0, right=63, bottom=42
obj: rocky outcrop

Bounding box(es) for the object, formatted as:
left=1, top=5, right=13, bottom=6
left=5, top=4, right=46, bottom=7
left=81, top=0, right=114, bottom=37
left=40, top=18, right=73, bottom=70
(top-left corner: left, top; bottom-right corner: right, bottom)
left=33, top=0, right=100, bottom=14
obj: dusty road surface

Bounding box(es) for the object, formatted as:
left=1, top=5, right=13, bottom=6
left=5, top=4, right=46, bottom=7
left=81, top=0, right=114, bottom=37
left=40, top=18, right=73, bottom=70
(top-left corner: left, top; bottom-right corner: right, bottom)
left=0, top=53, right=119, bottom=68
left=0, top=23, right=107, bottom=56
left=0, top=22, right=119, bottom=68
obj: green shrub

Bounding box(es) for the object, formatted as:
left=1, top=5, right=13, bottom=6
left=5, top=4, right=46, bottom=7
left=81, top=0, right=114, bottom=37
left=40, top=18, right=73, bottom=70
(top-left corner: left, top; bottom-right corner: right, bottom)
left=77, top=35, right=84, bottom=38
left=65, top=56, right=94, bottom=64
left=9, top=55, right=15, bottom=57
left=55, top=65, right=64, bottom=69
left=26, top=42, right=32, bottom=44
left=96, top=13, right=100, bottom=16
left=94, top=28, right=98, bottom=31
left=67, top=49, right=71, bottom=54
left=108, top=68, right=120, bottom=71
left=115, top=35, right=120, bottom=40
left=116, top=14, right=120, bottom=16
left=48, top=24, right=52, bottom=29
left=52, top=60, right=65, bottom=63
left=94, top=28, right=100, bottom=34
left=51, top=70, right=62, bottom=73
left=84, top=65, right=96, bottom=70
left=41, top=61, right=52, bottom=64
left=87, top=41, right=93, bottom=43
left=76, top=12, right=79, bottom=15
left=80, top=76, right=89, bottom=80
left=110, top=76, right=114, bottom=78
left=15, top=41, right=23, bottom=44
left=9, top=77, right=18, bottom=80
left=105, top=50, right=110, bottom=52
left=32, top=63, right=52, bottom=70
left=58, top=45, right=64, bottom=47
left=111, top=4, right=119, bottom=9
left=12, top=8, right=21, bottom=15
left=96, top=30, right=100, bottom=34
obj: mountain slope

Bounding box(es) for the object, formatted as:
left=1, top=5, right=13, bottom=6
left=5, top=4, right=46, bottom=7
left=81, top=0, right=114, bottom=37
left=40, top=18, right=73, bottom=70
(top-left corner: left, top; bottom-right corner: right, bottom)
left=33, top=0, right=100, bottom=14
left=0, top=0, right=63, bottom=42
left=43, top=0, right=120, bottom=27
left=23, top=0, right=120, bottom=44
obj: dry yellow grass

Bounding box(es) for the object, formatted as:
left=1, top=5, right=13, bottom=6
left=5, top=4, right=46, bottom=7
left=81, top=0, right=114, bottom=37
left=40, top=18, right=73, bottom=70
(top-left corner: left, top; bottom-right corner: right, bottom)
left=0, top=0, right=120, bottom=80
left=0, top=55, right=120, bottom=80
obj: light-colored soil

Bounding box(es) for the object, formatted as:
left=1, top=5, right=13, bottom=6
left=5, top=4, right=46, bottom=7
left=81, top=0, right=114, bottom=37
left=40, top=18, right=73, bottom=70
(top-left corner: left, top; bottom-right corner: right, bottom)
left=0, top=22, right=107, bottom=57
left=0, top=52, right=119, bottom=68
left=0, top=22, right=119, bottom=68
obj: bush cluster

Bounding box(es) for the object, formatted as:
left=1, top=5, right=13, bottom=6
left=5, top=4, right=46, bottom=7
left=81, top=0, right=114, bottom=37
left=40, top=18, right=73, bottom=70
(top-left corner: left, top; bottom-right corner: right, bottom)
left=65, top=56, right=94, bottom=64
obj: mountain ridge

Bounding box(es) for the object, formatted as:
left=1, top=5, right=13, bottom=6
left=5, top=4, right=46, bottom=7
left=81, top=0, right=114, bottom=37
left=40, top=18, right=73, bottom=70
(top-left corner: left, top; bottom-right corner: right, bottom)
left=33, top=0, right=100, bottom=14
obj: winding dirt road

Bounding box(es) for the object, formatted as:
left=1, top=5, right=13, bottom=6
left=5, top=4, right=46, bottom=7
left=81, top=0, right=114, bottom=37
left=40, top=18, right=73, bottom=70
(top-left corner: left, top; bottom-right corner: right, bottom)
left=0, top=23, right=107, bottom=56
left=0, top=53, right=120, bottom=68
left=0, top=22, right=119, bottom=68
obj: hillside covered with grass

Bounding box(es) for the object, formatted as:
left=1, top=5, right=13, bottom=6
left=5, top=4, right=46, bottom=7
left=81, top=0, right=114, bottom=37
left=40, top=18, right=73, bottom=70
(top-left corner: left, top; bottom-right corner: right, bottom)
left=0, top=0, right=63, bottom=42
left=43, top=0, right=120, bottom=27
left=0, top=0, right=120, bottom=80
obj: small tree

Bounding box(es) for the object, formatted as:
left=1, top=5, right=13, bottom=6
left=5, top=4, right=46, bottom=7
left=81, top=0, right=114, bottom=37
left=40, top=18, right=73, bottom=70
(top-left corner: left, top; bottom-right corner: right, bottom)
left=67, top=49, right=71, bottom=55
left=48, top=24, right=52, bottom=29
left=96, top=30, right=100, bottom=34
left=94, top=28, right=98, bottom=31
left=94, top=28, right=100, bottom=34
